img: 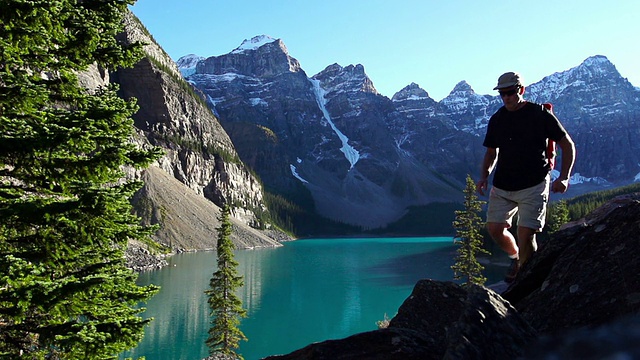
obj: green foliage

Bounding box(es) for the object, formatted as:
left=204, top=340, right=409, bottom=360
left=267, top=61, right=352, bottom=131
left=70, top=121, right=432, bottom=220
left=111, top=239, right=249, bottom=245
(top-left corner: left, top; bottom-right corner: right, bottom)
left=160, top=132, right=240, bottom=164
left=263, top=185, right=362, bottom=237
left=205, top=205, right=247, bottom=359
left=563, top=182, right=640, bottom=221
left=0, top=0, right=163, bottom=358
left=540, top=182, right=640, bottom=240
left=451, top=175, right=490, bottom=286
left=546, top=199, right=569, bottom=234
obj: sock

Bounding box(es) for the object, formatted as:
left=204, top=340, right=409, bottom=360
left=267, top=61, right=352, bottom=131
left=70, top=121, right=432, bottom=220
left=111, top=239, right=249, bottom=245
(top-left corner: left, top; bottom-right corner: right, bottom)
left=508, top=252, right=519, bottom=260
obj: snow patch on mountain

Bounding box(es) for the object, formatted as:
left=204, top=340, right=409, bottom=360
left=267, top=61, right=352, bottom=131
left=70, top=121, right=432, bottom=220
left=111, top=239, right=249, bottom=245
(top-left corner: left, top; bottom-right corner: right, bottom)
left=176, top=54, right=204, bottom=77
left=527, top=55, right=616, bottom=101
left=310, top=78, right=360, bottom=169
left=249, top=98, right=268, bottom=107
left=551, top=170, right=609, bottom=186
left=290, top=164, right=308, bottom=183
left=232, top=35, right=278, bottom=54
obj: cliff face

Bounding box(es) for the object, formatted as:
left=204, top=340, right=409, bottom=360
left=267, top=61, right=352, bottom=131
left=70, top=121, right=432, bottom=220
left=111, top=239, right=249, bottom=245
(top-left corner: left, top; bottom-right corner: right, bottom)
left=78, top=13, right=287, bottom=257
left=111, top=13, right=280, bottom=251
left=265, top=193, right=640, bottom=359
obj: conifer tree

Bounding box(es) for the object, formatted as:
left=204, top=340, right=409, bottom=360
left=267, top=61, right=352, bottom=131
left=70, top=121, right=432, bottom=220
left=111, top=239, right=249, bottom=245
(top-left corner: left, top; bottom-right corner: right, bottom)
left=0, top=1, right=162, bottom=358
left=547, top=199, right=570, bottom=234
left=205, top=205, right=248, bottom=359
left=452, top=174, right=490, bottom=286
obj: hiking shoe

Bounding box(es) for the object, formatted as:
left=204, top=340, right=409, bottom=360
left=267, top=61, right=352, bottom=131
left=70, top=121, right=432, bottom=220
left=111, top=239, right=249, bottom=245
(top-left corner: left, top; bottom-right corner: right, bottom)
left=505, top=258, right=520, bottom=283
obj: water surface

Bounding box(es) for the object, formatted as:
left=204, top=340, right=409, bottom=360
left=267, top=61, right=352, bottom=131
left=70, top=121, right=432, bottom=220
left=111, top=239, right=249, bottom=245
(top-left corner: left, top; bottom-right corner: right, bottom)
left=121, top=237, right=502, bottom=360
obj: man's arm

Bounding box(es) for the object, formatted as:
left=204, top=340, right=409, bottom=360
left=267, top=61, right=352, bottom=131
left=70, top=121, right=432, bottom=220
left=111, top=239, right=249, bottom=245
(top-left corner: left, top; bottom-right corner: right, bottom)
left=551, top=134, right=576, bottom=193
left=476, top=147, right=497, bottom=196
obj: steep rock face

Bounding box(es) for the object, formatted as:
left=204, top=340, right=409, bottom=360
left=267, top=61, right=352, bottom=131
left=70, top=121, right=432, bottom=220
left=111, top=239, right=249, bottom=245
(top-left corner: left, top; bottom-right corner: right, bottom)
left=197, top=35, right=302, bottom=77
left=309, top=64, right=462, bottom=227
left=115, top=12, right=267, bottom=230
left=187, top=36, right=324, bottom=198
left=436, top=81, right=497, bottom=133
left=264, top=194, right=640, bottom=359
left=387, top=82, right=484, bottom=190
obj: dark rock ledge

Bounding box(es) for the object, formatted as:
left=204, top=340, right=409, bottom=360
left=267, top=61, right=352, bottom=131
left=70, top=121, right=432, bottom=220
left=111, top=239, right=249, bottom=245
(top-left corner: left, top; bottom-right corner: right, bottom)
left=265, top=193, right=640, bottom=359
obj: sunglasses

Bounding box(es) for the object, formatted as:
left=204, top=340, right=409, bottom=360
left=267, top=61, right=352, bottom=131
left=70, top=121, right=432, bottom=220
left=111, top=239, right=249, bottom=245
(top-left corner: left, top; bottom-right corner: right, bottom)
left=499, top=88, right=519, bottom=97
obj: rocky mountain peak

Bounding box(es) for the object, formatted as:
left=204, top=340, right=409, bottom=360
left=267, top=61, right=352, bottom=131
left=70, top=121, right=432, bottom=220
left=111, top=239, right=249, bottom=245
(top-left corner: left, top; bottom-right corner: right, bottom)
left=450, top=80, right=474, bottom=94
left=438, top=80, right=495, bottom=133
left=231, top=35, right=279, bottom=53
left=578, top=54, right=618, bottom=76
left=194, top=35, right=302, bottom=78
left=173, top=29, right=640, bottom=229
left=526, top=55, right=637, bottom=103
left=392, top=82, right=432, bottom=102
left=312, top=63, right=378, bottom=95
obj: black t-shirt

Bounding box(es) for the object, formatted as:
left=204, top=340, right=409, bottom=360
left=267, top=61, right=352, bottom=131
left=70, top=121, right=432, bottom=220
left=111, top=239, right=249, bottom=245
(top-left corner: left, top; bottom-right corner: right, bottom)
left=483, top=102, right=567, bottom=191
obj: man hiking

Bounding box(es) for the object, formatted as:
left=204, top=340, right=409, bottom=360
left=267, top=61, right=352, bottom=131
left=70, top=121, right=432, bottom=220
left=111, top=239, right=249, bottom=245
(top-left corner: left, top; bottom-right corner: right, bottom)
left=476, top=71, right=576, bottom=283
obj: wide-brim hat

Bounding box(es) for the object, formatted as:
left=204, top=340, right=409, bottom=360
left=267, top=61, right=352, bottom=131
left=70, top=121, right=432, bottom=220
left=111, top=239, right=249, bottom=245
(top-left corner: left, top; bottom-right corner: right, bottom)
left=493, top=72, right=522, bottom=90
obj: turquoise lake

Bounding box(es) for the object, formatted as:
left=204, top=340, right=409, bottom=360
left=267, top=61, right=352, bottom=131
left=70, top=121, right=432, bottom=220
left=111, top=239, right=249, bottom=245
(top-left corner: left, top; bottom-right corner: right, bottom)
left=120, top=237, right=505, bottom=360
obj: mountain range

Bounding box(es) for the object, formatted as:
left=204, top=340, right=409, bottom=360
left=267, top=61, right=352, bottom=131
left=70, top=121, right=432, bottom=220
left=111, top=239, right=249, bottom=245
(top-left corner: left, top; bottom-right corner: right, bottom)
left=108, top=14, right=640, bottom=243
left=174, top=34, right=640, bottom=230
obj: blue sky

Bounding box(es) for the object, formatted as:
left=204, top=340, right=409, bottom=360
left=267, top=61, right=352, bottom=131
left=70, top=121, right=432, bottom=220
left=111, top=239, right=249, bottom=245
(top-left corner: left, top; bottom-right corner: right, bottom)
left=130, top=0, right=639, bottom=101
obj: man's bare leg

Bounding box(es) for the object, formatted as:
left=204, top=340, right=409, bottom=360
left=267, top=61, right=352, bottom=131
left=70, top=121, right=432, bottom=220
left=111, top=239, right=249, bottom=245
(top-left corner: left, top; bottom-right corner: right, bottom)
left=517, top=226, right=538, bottom=265
left=487, top=222, right=519, bottom=258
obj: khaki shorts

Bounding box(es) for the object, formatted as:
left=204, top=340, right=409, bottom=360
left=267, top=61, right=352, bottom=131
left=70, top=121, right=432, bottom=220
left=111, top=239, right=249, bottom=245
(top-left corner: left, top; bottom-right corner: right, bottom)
left=486, top=175, right=550, bottom=231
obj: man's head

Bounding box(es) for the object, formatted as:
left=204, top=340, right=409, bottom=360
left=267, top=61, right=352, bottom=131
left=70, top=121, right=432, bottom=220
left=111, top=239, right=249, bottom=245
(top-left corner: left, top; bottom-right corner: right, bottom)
left=494, top=72, right=525, bottom=111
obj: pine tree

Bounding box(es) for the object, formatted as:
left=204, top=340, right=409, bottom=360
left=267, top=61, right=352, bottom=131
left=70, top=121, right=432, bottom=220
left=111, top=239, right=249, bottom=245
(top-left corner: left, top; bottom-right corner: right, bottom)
left=0, top=1, right=162, bottom=358
left=205, top=205, right=248, bottom=359
left=452, top=174, right=490, bottom=286
left=547, top=199, right=570, bottom=234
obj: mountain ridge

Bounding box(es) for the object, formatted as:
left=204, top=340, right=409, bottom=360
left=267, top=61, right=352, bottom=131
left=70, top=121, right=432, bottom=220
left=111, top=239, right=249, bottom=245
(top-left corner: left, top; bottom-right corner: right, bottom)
left=175, top=35, right=640, bottom=231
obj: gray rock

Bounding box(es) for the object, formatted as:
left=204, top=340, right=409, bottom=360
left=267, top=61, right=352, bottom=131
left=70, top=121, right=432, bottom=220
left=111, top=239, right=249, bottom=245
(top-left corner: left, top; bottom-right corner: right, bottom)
left=503, top=193, right=640, bottom=334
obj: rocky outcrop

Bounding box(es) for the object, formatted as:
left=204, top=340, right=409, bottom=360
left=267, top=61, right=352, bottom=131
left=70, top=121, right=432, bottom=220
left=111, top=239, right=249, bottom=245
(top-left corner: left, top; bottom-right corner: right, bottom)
left=124, top=241, right=169, bottom=272
left=502, top=193, right=640, bottom=333
left=264, top=194, right=640, bottom=359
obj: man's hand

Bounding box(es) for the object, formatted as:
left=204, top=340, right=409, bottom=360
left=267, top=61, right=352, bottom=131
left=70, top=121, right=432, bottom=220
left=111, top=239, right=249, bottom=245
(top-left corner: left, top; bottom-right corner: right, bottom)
left=476, top=178, right=488, bottom=196
left=551, top=178, right=569, bottom=193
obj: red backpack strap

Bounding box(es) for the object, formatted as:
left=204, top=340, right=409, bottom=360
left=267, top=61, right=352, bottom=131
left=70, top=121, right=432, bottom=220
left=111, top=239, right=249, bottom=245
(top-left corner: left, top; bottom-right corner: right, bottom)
left=542, top=103, right=556, bottom=170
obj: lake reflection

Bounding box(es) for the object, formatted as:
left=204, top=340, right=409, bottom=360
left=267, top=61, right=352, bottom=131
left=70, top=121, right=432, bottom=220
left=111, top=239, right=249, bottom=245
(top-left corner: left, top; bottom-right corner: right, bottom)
left=121, top=237, right=502, bottom=360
